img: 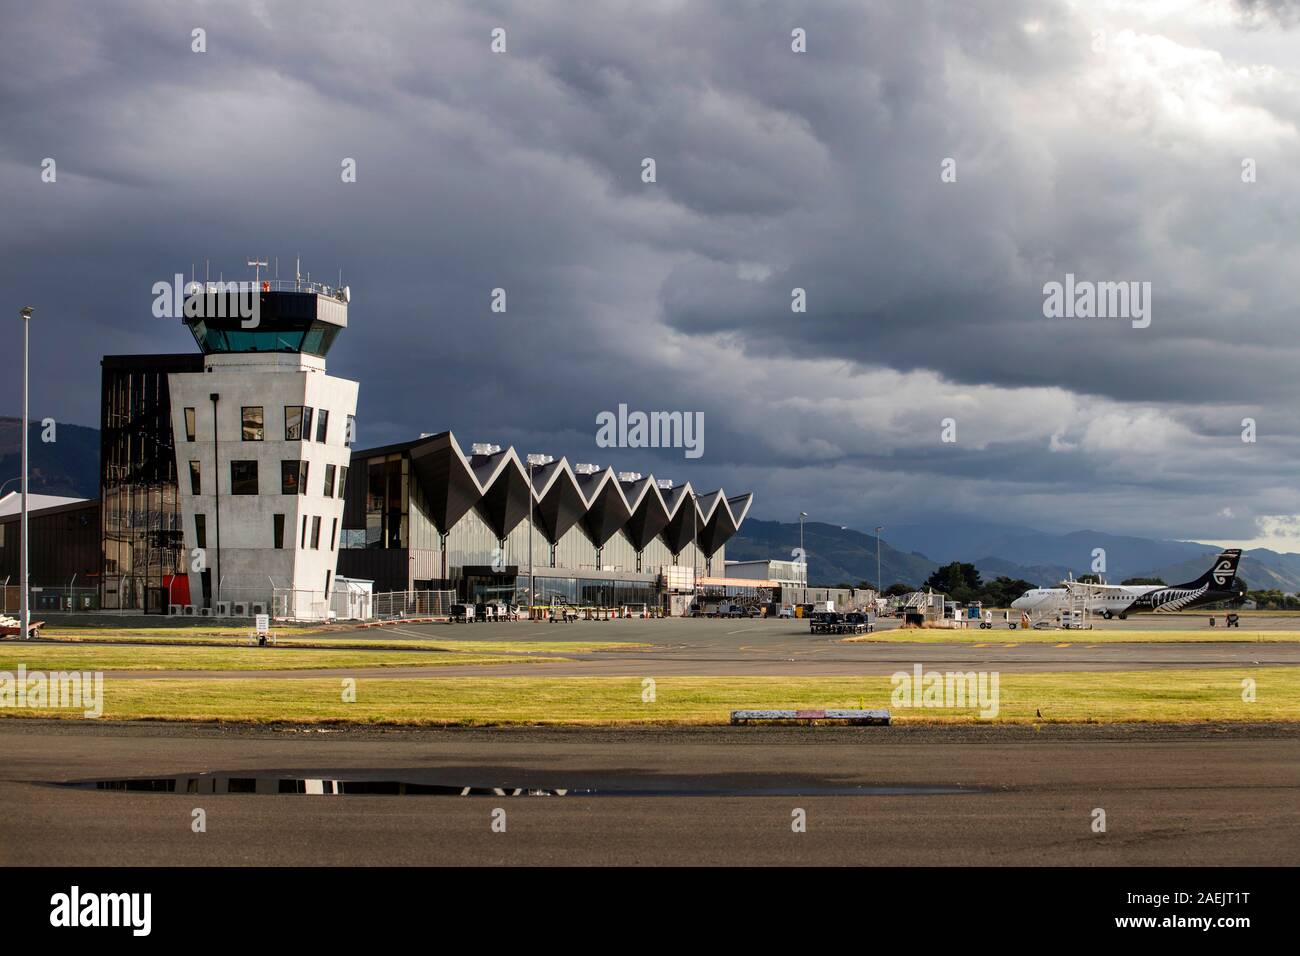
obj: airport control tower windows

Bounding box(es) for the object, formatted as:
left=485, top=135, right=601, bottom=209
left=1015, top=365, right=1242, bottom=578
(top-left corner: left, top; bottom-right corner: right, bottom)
left=285, top=406, right=304, bottom=441
left=185, top=317, right=342, bottom=357
left=241, top=406, right=264, bottom=441
left=184, top=407, right=196, bottom=442
left=231, top=460, right=259, bottom=495
left=189, top=461, right=201, bottom=495
left=315, top=409, right=330, bottom=443
left=324, top=464, right=336, bottom=498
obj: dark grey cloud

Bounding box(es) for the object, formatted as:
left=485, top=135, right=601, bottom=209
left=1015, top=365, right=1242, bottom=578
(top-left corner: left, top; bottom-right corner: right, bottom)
left=1, top=0, right=1298, bottom=547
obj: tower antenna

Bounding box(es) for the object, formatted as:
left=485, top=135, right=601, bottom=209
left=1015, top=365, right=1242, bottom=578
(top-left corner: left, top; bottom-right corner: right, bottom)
left=247, top=258, right=268, bottom=285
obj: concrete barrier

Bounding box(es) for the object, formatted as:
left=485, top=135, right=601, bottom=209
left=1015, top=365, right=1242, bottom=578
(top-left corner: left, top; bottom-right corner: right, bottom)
left=729, top=709, right=890, bottom=726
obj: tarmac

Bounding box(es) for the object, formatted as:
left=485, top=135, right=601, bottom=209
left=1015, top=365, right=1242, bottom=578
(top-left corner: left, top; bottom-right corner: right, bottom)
left=1, top=720, right=1297, bottom=865
left=4, top=614, right=1298, bottom=866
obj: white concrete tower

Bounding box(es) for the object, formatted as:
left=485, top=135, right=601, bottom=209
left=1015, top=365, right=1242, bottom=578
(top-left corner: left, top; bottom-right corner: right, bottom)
left=169, top=280, right=359, bottom=619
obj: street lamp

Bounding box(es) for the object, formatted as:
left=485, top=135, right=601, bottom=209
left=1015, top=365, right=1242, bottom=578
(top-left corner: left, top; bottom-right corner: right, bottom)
left=799, top=512, right=808, bottom=588
left=525, top=454, right=552, bottom=619
left=18, top=307, right=34, bottom=639
left=875, top=526, right=883, bottom=599
left=692, top=492, right=700, bottom=587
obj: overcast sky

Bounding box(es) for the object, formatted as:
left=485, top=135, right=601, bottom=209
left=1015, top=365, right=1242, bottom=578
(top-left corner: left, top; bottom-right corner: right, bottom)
left=2, top=0, right=1298, bottom=548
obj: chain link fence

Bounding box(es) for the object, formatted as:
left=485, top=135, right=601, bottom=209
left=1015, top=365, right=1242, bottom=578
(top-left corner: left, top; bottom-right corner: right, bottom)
left=2, top=585, right=101, bottom=613
left=372, top=590, right=456, bottom=621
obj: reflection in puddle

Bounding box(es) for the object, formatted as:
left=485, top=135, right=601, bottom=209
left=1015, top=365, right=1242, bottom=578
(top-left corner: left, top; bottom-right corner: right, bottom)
left=61, top=773, right=973, bottom=798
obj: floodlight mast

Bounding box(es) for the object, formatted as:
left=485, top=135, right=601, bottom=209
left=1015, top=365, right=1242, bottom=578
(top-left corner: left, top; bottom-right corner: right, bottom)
left=18, top=306, right=35, bottom=639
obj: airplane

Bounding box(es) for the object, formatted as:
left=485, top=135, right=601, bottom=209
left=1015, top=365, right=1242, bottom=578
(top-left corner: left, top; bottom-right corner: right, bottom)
left=1010, top=549, right=1244, bottom=620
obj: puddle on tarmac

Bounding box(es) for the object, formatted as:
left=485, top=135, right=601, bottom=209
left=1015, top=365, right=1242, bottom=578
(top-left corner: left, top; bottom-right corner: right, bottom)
left=58, top=772, right=975, bottom=797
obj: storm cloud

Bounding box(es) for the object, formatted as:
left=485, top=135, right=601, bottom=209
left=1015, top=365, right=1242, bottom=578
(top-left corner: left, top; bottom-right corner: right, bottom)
left=1, top=0, right=1298, bottom=547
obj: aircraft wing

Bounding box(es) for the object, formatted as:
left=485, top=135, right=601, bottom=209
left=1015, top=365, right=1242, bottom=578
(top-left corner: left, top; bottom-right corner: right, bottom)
left=1061, top=580, right=1127, bottom=597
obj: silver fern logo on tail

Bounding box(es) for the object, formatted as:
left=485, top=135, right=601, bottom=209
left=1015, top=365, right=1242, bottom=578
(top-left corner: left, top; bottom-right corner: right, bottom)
left=1211, top=554, right=1239, bottom=587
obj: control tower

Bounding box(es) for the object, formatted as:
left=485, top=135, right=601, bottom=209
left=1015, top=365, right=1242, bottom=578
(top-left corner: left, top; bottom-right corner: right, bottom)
left=168, top=276, right=359, bottom=618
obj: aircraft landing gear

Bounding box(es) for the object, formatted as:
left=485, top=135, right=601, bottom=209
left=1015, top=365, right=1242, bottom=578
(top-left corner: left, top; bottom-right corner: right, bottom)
left=1102, top=610, right=1113, bottom=620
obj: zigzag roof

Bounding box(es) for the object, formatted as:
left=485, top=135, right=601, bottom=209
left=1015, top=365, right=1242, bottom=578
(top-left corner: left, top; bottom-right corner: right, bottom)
left=351, top=434, right=753, bottom=555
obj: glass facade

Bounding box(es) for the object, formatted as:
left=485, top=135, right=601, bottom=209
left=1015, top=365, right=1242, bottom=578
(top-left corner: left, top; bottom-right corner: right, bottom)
left=100, top=355, right=202, bottom=611
left=365, top=455, right=407, bottom=549
left=185, top=318, right=342, bottom=357
left=470, top=574, right=660, bottom=606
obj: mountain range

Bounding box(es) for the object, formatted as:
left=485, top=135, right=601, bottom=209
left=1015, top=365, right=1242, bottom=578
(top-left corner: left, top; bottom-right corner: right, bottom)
left=0, top=417, right=99, bottom=498
left=729, top=517, right=1300, bottom=594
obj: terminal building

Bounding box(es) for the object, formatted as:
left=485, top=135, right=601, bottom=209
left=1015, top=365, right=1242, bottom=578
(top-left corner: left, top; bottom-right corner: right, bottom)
left=1, top=270, right=755, bottom=618
left=336, top=433, right=753, bottom=610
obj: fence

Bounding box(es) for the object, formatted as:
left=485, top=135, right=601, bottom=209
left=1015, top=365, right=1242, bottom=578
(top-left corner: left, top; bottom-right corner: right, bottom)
left=372, top=590, right=456, bottom=621
left=2, top=585, right=101, bottom=613
left=1, top=584, right=454, bottom=624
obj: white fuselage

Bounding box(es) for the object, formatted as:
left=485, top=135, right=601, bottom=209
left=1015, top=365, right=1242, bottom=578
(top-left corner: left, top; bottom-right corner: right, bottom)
left=1010, top=585, right=1159, bottom=616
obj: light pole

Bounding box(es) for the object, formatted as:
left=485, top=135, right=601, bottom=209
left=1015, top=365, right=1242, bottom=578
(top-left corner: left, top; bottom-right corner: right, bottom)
left=692, top=492, right=699, bottom=586
left=875, top=526, right=883, bottom=599
left=209, top=392, right=221, bottom=609
left=528, top=459, right=534, bottom=616
left=18, top=307, right=34, bottom=639
left=525, top=455, right=552, bottom=618
left=799, top=512, right=808, bottom=588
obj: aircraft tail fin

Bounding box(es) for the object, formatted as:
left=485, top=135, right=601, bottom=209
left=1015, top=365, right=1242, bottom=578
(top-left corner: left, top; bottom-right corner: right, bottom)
left=1177, top=549, right=1242, bottom=592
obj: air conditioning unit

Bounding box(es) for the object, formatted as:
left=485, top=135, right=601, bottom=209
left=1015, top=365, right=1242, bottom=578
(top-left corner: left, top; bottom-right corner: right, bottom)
left=183, top=604, right=197, bottom=616
left=214, top=601, right=232, bottom=617
left=199, top=607, right=212, bottom=617
left=232, top=602, right=248, bottom=617
left=168, top=604, right=183, bottom=616
left=250, top=602, right=267, bottom=616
